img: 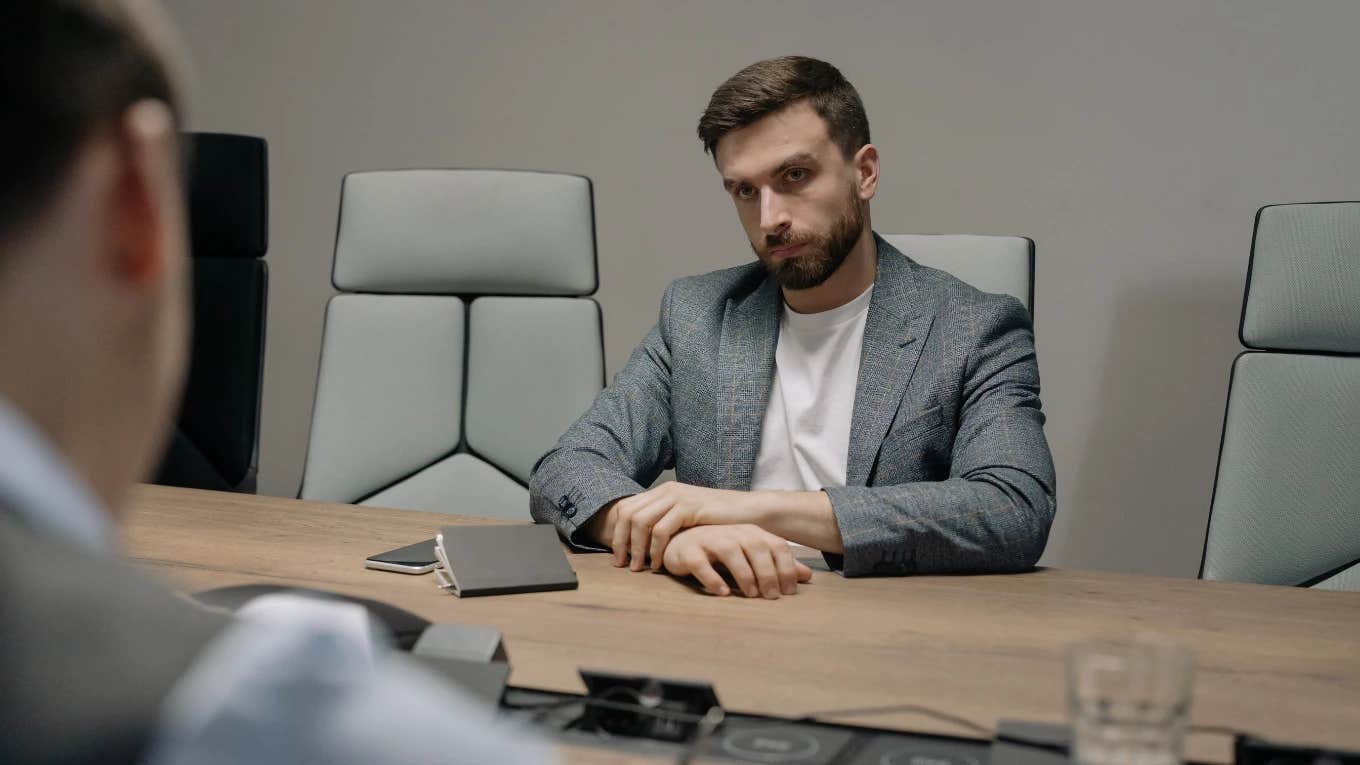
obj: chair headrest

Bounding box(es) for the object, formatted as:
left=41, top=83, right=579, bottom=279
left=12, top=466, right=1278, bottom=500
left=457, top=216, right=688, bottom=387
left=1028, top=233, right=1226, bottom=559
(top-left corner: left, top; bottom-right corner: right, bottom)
left=1242, top=202, right=1360, bottom=353
left=880, top=233, right=1034, bottom=313
left=332, top=169, right=597, bottom=296
left=185, top=133, right=267, bottom=259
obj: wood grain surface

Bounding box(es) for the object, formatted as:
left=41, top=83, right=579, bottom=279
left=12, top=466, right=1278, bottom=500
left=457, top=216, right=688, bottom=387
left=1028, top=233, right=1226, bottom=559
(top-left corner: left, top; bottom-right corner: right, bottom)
left=122, top=485, right=1360, bottom=764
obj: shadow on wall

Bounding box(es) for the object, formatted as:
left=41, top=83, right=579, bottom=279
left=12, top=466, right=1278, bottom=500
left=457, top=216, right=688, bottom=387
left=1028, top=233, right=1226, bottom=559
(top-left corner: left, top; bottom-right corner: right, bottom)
left=1062, top=275, right=1244, bottom=577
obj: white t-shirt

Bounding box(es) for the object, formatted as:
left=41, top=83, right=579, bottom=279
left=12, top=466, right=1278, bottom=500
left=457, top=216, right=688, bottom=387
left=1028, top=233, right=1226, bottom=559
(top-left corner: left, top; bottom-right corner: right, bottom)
left=750, top=284, right=874, bottom=492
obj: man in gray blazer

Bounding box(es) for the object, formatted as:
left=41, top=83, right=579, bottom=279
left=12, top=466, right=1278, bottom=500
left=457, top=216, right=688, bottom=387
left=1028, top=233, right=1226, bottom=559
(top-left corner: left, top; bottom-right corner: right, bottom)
left=530, top=56, right=1055, bottom=598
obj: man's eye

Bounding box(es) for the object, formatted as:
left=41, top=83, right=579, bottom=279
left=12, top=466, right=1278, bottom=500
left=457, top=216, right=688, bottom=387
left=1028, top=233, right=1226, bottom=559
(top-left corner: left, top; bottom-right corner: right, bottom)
left=785, top=168, right=808, bottom=183
left=736, top=186, right=756, bottom=200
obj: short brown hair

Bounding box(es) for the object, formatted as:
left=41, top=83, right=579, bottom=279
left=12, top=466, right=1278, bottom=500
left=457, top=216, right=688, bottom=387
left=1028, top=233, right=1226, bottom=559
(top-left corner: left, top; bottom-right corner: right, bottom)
left=697, top=56, right=870, bottom=159
left=0, top=0, right=184, bottom=239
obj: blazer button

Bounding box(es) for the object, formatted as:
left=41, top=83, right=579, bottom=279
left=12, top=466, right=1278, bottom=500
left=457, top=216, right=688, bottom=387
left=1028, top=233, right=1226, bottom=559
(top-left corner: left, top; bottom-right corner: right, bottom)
left=563, top=505, right=577, bottom=519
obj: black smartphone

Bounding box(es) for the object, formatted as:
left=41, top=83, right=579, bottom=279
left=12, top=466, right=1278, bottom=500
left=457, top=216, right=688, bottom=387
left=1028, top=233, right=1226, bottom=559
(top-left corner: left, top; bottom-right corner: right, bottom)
left=365, top=538, right=439, bottom=574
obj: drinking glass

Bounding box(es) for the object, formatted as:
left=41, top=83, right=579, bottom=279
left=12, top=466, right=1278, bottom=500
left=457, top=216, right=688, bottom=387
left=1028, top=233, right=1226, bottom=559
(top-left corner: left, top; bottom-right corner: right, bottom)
left=1068, top=636, right=1195, bottom=765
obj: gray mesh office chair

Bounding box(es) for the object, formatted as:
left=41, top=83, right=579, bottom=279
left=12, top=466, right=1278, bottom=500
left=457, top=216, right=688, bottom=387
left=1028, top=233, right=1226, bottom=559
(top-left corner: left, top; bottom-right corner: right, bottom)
left=299, top=170, right=604, bottom=520
left=1201, top=202, right=1360, bottom=591
left=881, top=234, right=1035, bottom=314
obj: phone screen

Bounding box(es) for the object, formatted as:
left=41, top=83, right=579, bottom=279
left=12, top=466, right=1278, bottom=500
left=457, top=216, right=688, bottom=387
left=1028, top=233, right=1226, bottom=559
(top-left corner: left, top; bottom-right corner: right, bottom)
left=367, top=538, right=438, bottom=566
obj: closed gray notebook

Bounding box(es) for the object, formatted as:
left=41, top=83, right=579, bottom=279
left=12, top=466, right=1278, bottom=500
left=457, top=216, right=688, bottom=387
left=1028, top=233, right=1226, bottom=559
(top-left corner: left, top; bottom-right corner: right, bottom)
left=436, top=524, right=578, bottom=597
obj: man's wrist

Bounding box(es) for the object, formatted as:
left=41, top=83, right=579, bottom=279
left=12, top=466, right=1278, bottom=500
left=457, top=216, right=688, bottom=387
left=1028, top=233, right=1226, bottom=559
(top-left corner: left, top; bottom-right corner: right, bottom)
left=739, top=489, right=779, bottom=528
left=584, top=502, right=618, bottom=546
left=743, top=489, right=843, bottom=552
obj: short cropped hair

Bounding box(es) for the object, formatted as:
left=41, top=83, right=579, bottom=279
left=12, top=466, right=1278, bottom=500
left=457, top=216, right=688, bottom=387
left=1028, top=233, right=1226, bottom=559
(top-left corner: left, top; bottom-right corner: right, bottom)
left=0, top=0, right=183, bottom=239
left=697, top=56, right=870, bottom=159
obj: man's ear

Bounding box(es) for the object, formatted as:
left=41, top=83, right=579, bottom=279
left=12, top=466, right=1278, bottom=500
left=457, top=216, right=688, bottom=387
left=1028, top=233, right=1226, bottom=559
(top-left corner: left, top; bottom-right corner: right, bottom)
left=109, top=100, right=180, bottom=287
left=853, top=143, right=879, bottom=201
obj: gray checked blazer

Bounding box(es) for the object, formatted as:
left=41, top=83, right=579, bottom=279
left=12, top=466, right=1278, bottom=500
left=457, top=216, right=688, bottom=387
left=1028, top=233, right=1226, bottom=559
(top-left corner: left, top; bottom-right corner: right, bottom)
left=529, top=234, right=1056, bottom=577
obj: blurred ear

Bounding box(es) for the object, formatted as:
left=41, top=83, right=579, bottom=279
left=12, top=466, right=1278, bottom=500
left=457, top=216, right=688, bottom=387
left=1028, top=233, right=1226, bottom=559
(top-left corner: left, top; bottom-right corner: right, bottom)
left=109, top=100, right=182, bottom=287
left=853, top=143, right=879, bottom=201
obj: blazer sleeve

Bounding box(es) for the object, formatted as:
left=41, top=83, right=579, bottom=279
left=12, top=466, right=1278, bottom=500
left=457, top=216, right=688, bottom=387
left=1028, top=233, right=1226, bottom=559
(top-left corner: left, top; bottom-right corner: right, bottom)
left=528, top=284, right=677, bottom=550
left=822, top=295, right=1057, bottom=576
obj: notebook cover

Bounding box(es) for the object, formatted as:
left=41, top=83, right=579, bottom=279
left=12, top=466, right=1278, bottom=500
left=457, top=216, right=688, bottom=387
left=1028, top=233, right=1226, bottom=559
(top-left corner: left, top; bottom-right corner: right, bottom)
left=439, top=524, right=578, bottom=597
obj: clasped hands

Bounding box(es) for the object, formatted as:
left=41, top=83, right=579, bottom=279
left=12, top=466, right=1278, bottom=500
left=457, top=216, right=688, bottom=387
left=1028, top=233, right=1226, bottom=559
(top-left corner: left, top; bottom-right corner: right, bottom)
left=586, top=482, right=815, bottom=599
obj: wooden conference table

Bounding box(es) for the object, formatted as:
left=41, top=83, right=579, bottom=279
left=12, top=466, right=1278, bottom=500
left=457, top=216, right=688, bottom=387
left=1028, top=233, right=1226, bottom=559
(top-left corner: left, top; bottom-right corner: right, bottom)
left=123, top=485, right=1360, bottom=764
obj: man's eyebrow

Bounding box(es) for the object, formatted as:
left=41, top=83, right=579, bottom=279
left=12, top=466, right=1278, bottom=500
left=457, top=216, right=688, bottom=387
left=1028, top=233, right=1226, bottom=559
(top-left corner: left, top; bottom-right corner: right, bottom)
left=723, top=151, right=821, bottom=191
left=773, top=152, right=819, bottom=175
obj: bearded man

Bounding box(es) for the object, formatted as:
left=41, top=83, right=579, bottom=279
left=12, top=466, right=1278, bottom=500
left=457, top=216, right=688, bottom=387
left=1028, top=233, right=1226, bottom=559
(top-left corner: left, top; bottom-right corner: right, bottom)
left=530, top=56, right=1056, bottom=598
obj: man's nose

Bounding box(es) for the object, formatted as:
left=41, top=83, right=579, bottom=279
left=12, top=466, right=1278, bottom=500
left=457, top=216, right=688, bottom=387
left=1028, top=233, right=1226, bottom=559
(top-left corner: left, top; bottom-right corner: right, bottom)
left=759, top=189, right=791, bottom=238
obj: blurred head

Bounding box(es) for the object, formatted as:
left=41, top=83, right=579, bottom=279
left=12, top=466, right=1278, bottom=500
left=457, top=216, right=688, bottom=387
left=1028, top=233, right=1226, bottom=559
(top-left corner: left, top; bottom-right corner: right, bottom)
left=0, top=0, right=190, bottom=515
left=698, top=56, right=878, bottom=290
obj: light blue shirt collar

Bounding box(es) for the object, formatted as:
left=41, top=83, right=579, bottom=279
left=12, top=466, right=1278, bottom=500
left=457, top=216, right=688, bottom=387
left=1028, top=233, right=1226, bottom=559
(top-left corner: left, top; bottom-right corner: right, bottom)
left=0, top=396, right=114, bottom=553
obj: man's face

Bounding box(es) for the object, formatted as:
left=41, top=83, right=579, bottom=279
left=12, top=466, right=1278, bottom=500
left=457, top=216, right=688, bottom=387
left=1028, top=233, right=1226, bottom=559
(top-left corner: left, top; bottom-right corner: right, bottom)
left=714, top=100, right=868, bottom=290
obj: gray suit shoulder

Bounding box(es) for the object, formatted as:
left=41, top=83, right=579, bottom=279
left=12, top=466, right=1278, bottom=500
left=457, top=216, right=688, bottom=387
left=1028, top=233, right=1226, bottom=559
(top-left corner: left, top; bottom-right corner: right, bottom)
left=903, top=256, right=1031, bottom=329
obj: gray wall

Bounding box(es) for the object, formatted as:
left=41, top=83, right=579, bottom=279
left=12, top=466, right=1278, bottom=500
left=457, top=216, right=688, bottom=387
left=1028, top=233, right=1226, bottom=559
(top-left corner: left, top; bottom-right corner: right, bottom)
left=163, top=0, right=1358, bottom=577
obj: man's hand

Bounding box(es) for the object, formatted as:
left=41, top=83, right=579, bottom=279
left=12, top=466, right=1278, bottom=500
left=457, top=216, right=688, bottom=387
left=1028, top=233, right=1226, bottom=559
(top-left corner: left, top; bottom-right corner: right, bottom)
left=661, top=525, right=813, bottom=598
left=604, top=482, right=757, bottom=571
left=585, top=482, right=846, bottom=568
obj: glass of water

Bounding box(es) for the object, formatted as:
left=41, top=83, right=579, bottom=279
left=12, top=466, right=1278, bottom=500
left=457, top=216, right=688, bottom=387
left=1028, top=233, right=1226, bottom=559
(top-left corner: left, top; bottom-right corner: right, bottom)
left=1067, top=636, right=1195, bottom=765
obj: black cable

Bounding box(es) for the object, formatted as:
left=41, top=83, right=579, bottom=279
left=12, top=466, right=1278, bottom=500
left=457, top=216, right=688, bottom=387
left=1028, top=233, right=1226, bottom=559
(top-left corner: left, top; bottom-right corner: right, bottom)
left=583, top=697, right=712, bottom=723
left=501, top=697, right=581, bottom=713
left=1188, top=724, right=1249, bottom=738
left=501, top=695, right=583, bottom=727
left=993, top=734, right=1070, bottom=756
left=798, top=702, right=1067, bottom=755
left=796, top=702, right=994, bottom=737
left=801, top=703, right=1253, bottom=755
left=503, top=695, right=713, bottom=723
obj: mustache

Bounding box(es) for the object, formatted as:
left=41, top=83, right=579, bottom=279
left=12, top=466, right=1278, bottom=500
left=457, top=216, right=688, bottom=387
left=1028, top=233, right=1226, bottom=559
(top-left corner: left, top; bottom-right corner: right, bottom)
left=763, top=230, right=813, bottom=251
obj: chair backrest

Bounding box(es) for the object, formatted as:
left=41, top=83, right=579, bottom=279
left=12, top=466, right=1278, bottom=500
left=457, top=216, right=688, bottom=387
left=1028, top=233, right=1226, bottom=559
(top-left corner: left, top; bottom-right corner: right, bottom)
left=299, top=170, right=604, bottom=520
left=880, top=234, right=1034, bottom=314
left=1202, top=202, right=1360, bottom=590
left=153, top=133, right=268, bottom=493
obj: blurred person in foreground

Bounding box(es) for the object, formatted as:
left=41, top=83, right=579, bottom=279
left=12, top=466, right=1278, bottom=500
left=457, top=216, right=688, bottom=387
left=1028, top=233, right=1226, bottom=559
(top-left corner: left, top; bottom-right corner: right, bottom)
left=0, top=2, right=549, bottom=763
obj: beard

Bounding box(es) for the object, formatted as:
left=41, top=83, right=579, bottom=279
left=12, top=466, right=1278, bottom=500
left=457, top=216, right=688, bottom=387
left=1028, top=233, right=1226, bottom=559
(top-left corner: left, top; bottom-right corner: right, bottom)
left=753, top=189, right=865, bottom=291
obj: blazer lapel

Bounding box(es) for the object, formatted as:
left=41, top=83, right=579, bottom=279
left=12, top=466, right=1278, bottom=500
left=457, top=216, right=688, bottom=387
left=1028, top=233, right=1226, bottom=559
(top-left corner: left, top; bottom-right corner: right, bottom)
left=845, top=238, right=936, bottom=487
left=714, top=277, right=781, bottom=490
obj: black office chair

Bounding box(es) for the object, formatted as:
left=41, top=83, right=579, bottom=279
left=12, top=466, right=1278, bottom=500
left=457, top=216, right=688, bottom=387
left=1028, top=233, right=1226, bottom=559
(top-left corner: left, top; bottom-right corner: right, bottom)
left=153, top=133, right=268, bottom=493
